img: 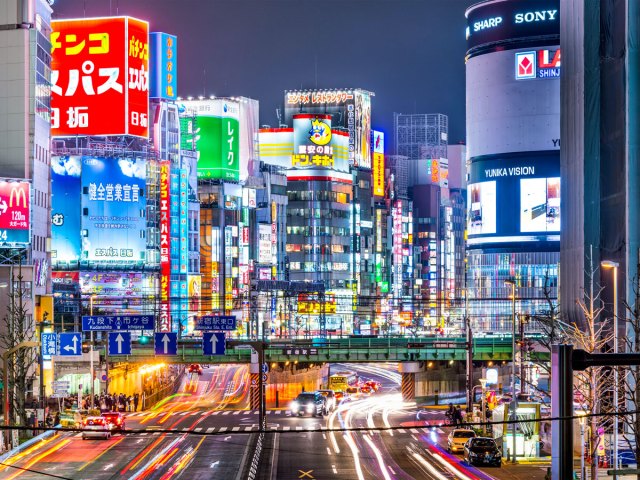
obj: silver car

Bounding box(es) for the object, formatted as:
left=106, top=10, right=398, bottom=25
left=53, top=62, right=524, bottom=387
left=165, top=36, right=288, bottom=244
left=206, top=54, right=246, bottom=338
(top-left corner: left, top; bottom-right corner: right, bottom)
left=316, top=389, right=336, bottom=412
left=82, top=416, right=112, bottom=440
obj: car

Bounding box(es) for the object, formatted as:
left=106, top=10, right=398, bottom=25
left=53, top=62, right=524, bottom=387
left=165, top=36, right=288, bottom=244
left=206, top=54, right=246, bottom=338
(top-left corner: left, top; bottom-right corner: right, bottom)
left=364, top=380, right=380, bottom=392
left=102, top=412, right=126, bottom=432
left=447, top=428, right=476, bottom=453
left=360, top=384, right=372, bottom=394
left=463, top=437, right=502, bottom=467
left=316, top=390, right=336, bottom=412
left=82, top=416, right=111, bottom=440
left=188, top=364, right=203, bottom=375
left=290, top=392, right=326, bottom=417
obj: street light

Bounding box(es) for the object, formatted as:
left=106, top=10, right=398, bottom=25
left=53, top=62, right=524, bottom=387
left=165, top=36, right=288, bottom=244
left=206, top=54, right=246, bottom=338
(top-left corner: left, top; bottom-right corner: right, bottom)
left=601, top=259, right=619, bottom=477
left=578, top=410, right=586, bottom=480
left=479, top=378, right=487, bottom=436
left=89, top=295, right=97, bottom=410
left=504, top=278, right=517, bottom=463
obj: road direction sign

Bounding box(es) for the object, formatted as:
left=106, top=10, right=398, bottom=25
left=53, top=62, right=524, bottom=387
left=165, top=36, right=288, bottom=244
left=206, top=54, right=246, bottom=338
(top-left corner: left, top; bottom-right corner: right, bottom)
left=108, top=331, right=132, bottom=355
left=154, top=332, right=177, bottom=355
left=51, top=381, right=70, bottom=387
left=82, top=315, right=155, bottom=331
left=41, top=333, right=57, bottom=358
left=59, top=333, right=82, bottom=356
left=261, top=363, right=268, bottom=374
left=194, top=316, right=236, bottom=331
left=202, top=332, right=226, bottom=355
left=262, top=373, right=268, bottom=383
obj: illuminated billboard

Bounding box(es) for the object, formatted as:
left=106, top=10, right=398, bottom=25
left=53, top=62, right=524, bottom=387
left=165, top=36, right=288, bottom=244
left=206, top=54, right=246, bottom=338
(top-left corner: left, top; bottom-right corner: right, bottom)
left=258, top=128, right=293, bottom=169
left=79, top=272, right=155, bottom=312
left=467, top=154, right=560, bottom=246
left=51, top=16, right=149, bottom=138
left=284, top=89, right=372, bottom=168
left=178, top=100, right=240, bottom=180
left=51, top=156, right=81, bottom=267
left=292, top=114, right=334, bottom=169
left=258, top=224, right=272, bottom=264
left=81, top=156, right=146, bottom=265
left=520, top=177, right=560, bottom=232
left=372, top=130, right=385, bottom=197
left=159, top=161, right=171, bottom=332
left=0, top=180, right=30, bottom=245
left=149, top=32, right=177, bottom=100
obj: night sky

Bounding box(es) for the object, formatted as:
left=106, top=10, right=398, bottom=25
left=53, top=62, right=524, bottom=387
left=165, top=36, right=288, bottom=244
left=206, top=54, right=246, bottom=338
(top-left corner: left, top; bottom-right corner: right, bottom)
left=52, top=0, right=477, bottom=146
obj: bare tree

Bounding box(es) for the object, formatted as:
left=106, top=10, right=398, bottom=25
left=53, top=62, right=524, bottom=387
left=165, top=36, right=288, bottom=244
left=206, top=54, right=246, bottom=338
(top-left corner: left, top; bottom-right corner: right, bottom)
left=565, top=252, right=614, bottom=480
left=620, top=252, right=640, bottom=478
left=0, top=262, right=37, bottom=429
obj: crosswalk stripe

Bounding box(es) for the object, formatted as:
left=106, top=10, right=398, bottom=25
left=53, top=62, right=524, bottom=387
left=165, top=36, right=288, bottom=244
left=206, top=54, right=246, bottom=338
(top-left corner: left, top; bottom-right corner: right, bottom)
left=296, top=426, right=304, bottom=431
left=233, top=411, right=241, bottom=415
left=275, top=411, right=282, bottom=415
left=244, top=426, right=253, bottom=431
left=253, top=411, right=259, bottom=415
left=180, top=412, right=189, bottom=416
left=191, top=412, right=199, bottom=416
left=219, top=427, right=228, bottom=432
left=410, top=428, right=419, bottom=434
left=153, top=432, right=160, bottom=435
left=195, top=427, right=203, bottom=432
left=282, top=426, right=290, bottom=431
left=270, top=425, right=278, bottom=430
left=182, top=428, right=190, bottom=431
left=232, top=427, right=240, bottom=432
left=397, top=429, right=406, bottom=434
left=222, top=411, right=231, bottom=415
left=266, top=411, right=272, bottom=415
left=212, top=411, right=221, bottom=415
left=206, top=428, right=215, bottom=433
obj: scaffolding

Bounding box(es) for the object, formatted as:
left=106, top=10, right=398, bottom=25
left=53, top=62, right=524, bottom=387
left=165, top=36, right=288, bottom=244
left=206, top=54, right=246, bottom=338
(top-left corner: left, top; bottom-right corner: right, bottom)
left=393, top=113, right=448, bottom=160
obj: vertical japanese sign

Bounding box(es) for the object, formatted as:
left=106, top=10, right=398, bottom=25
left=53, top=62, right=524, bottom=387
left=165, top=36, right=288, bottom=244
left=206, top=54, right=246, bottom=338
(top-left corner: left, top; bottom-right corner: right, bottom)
left=0, top=180, right=30, bottom=245
left=149, top=32, right=177, bottom=100
left=159, top=161, right=171, bottom=332
left=179, top=168, right=188, bottom=274
left=51, top=156, right=81, bottom=267
left=372, top=130, right=385, bottom=197
left=51, top=16, right=149, bottom=137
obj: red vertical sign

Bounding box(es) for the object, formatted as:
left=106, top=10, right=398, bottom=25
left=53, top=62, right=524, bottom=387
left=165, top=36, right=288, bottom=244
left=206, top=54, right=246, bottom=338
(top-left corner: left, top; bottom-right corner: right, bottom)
left=159, top=161, right=171, bottom=332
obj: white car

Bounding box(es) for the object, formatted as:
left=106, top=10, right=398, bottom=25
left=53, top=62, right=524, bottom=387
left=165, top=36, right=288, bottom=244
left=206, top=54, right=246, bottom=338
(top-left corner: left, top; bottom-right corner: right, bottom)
left=447, top=428, right=476, bottom=453
left=82, top=416, right=112, bottom=440
left=316, top=390, right=336, bottom=412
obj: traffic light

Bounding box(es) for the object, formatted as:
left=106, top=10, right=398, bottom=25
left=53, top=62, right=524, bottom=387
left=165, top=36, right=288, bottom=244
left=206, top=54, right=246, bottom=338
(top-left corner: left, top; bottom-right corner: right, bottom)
left=138, top=335, right=150, bottom=345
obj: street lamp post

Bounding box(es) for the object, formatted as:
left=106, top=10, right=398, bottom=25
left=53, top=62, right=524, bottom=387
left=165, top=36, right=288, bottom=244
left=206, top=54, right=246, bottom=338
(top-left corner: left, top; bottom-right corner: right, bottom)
left=89, top=295, right=96, bottom=410
left=601, top=260, right=619, bottom=478
left=504, top=279, right=517, bottom=463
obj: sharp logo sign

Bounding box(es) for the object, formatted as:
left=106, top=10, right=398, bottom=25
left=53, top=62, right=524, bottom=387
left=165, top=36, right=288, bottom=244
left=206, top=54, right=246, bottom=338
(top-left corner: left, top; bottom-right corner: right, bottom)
left=515, top=49, right=560, bottom=80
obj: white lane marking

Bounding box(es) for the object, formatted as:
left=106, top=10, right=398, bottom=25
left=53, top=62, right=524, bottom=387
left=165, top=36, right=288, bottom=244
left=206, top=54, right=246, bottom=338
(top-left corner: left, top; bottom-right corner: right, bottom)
left=219, top=427, right=227, bottom=432
left=296, top=426, right=304, bottom=431
left=139, top=433, right=147, bottom=437
left=388, top=466, right=396, bottom=475
left=253, top=411, right=259, bottom=415
left=195, top=427, right=203, bottom=432
left=410, top=428, right=420, bottom=434
left=222, top=411, right=231, bottom=415
left=232, top=427, right=240, bottom=431
left=182, top=428, right=190, bottom=432
left=245, top=426, right=253, bottom=431
left=397, top=429, right=406, bottom=434
left=323, top=434, right=327, bottom=440
left=206, top=428, right=215, bottom=433
left=275, top=411, right=282, bottom=415
left=282, top=426, right=290, bottom=431
left=332, top=465, right=338, bottom=474
left=103, top=463, right=113, bottom=471
left=180, top=412, right=190, bottom=416
left=212, top=411, right=221, bottom=415
left=210, top=460, right=220, bottom=468
left=233, top=411, right=241, bottom=415
left=326, top=447, right=332, bottom=455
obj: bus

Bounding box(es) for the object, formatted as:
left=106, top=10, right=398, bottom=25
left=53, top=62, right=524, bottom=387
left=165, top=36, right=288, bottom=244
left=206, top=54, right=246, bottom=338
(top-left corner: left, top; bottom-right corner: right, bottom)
left=328, top=372, right=358, bottom=398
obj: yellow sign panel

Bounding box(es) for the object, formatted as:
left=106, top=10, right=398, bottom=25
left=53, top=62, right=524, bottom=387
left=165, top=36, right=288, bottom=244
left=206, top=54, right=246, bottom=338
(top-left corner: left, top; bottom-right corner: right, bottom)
left=373, top=153, right=385, bottom=197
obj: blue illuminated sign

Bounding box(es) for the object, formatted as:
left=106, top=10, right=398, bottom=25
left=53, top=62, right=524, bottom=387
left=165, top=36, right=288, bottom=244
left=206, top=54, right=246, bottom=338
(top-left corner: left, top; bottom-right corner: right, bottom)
left=41, top=333, right=57, bottom=359
left=150, top=32, right=177, bottom=100
left=51, top=156, right=81, bottom=269
left=194, top=316, right=236, bottom=331
left=82, top=315, right=155, bottom=331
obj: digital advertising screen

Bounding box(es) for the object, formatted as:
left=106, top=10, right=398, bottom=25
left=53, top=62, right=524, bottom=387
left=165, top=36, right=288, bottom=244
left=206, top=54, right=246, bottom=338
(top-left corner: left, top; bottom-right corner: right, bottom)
left=81, top=156, right=147, bottom=265
left=467, top=153, right=560, bottom=246
left=51, top=156, right=82, bottom=268
left=51, top=16, right=149, bottom=138
left=372, top=130, right=385, bottom=197
left=467, top=181, right=497, bottom=236
left=80, top=272, right=155, bottom=312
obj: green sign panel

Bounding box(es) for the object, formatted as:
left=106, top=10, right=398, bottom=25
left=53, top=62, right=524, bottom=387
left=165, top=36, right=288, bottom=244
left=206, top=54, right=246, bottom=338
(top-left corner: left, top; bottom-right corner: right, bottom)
left=196, top=115, right=239, bottom=181
left=380, top=281, right=389, bottom=293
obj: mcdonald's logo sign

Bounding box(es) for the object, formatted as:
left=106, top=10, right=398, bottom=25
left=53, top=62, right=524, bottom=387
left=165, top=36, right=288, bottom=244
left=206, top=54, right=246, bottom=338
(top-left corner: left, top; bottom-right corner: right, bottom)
left=9, top=185, right=27, bottom=208
left=0, top=181, right=30, bottom=244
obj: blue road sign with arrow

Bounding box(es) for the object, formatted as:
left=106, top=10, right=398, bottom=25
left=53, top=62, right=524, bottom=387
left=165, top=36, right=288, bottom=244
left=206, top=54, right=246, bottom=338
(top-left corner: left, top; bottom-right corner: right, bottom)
left=202, top=332, right=226, bottom=355
left=59, top=333, right=82, bottom=356
left=108, top=331, right=131, bottom=355
left=154, top=332, right=177, bottom=355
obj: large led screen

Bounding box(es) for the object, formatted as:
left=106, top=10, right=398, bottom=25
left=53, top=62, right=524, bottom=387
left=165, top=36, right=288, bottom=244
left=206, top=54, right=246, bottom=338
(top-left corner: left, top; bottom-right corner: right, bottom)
left=520, top=177, right=560, bottom=232
left=467, top=181, right=497, bottom=235
left=81, top=156, right=146, bottom=265
left=467, top=153, right=560, bottom=246
left=51, top=156, right=82, bottom=268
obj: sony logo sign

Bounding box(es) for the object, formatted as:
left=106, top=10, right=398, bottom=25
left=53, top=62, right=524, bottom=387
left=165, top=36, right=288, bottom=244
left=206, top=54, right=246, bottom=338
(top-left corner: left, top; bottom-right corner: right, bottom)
left=514, top=10, right=558, bottom=24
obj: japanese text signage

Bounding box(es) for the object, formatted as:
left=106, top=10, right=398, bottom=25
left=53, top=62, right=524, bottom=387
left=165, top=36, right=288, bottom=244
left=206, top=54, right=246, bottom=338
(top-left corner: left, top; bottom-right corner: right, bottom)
left=195, top=315, right=236, bottom=331
left=51, top=16, right=149, bottom=137
left=0, top=180, right=30, bottom=245
left=159, top=161, right=171, bottom=332
left=41, top=333, right=57, bottom=359
left=372, top=130, right=385, bottom=197
left=149, top=32, right=177, bottom=100
left=82, top=314, right=155, bottom=331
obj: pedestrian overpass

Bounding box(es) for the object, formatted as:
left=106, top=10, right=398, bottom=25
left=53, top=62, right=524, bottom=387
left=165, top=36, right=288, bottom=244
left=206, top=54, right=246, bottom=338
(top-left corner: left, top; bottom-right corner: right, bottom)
left=108, top=335, right=549, bottom=364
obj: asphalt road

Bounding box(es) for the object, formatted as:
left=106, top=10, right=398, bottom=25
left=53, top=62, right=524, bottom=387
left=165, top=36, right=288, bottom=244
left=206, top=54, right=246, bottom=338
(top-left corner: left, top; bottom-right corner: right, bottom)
left=0, top=362, right=545, bottom=480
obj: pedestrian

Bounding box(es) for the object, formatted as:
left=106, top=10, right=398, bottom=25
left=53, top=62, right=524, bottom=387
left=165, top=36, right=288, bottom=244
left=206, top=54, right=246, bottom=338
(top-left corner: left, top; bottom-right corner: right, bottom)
left=54, top=412, right=60, bottom=426
left=454, top=406, right=462, bottom=426
left=134, top=393, right=139, bottom=412
left=74, top=410, right=82, bottom=428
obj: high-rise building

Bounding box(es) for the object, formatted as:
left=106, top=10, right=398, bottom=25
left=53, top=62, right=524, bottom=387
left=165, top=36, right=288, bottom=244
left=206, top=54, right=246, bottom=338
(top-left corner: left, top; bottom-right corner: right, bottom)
left=560, top=1, right=639, bottom=325
left=465, top=0, right=560, bottom=332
